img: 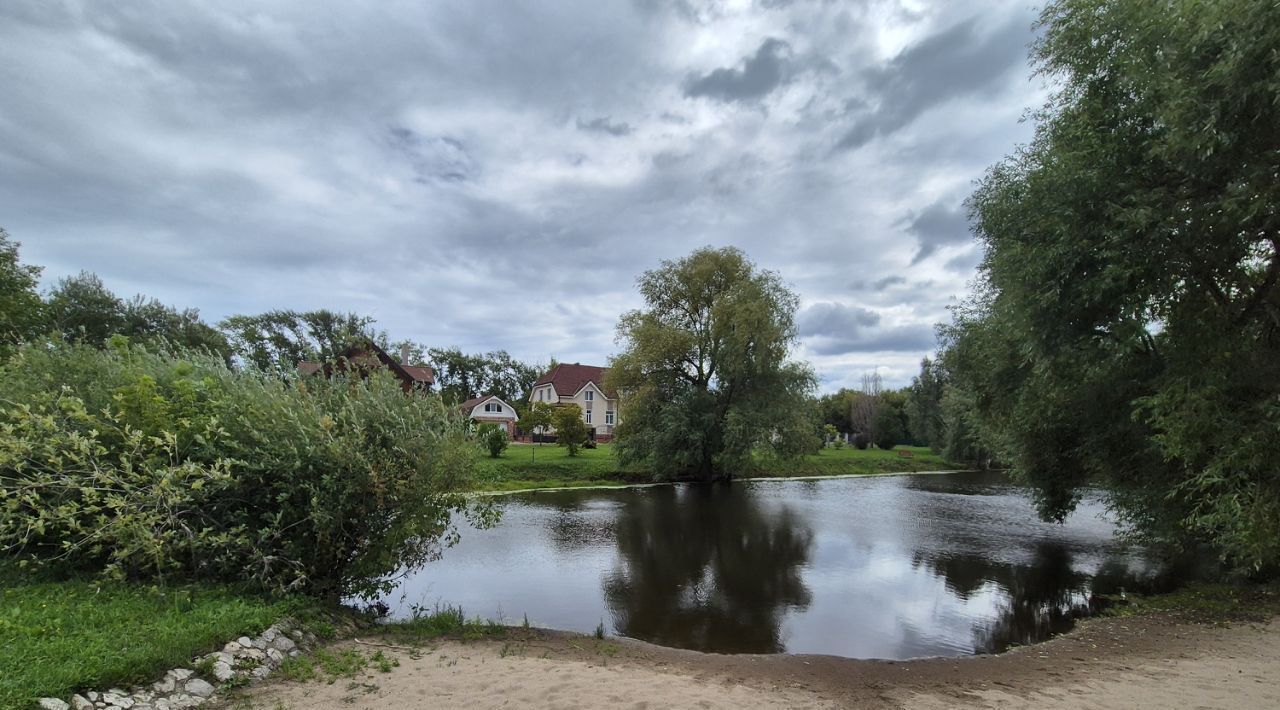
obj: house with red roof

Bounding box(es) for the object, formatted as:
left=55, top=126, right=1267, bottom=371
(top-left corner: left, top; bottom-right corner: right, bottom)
left=298, top=342, right=434, bottom=393
left=529, top=362, right=619, bottom=440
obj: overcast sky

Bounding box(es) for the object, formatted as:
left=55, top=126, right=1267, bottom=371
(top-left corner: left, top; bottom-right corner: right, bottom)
left=0, top=0, right=1045, bottom=390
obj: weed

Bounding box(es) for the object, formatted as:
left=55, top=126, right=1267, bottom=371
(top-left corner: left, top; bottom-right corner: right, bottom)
left=594, top=621, right=606, bottom=640
left=370, top=649, right=399, bottom=673
left=522, top=613, right=530, bottom=629
left=193, top=655, right=217, bottom=677
left=278, top=656, right=318, bottom=683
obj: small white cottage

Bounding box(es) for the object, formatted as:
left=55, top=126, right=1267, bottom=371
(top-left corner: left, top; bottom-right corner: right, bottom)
left=461, top=394, right=519, bottom=435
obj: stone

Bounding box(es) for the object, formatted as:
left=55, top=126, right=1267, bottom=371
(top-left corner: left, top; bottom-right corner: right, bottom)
left=250, top=637, right=267, bottom=650
left=261, top=627, right=279, bottom=644
left=288, top=649, right=300, bottom=658
left=169, top=669, right=194, bottom=681
left=184, top=679, right=215, bottom=698
left=212, top=661, right=234, bottom=682
left=71, top=695, right=94, bottom=710
left=154, top=700, right=171, bottom=710
left=265, top=648, right=284, bottom=665
left=272, top=635, right=297, bottom=653
left=251, top=665, right=271, bottom=679
left=101, top=693, right=128, bottom=707
left=38, top=699, right=70, bottom=710
left=222, top=641, right=243, bottom=654
left=152, top=677, right=176, bottom=694
left=236, top=636, right=253, bottom=648
left=238, top=648, right=266, bottom=662
left=87, top=693, right=100, bottom=702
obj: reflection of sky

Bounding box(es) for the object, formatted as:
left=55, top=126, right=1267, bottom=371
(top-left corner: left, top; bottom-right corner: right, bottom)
left=380, top=473, right=1172, bottom=659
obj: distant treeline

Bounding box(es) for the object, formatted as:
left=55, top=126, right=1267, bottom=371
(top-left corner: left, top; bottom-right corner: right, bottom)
left=0, top=229, right=543, bottom=405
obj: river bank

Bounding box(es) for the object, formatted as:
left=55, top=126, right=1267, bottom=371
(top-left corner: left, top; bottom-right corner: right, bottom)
left=471, top=443, right=961, bottom=492
left=227, top=609, right=1279, bottom=709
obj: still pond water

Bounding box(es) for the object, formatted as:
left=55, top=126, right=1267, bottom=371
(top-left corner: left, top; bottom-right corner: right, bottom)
left=380, top=471, right=1191, bottom=660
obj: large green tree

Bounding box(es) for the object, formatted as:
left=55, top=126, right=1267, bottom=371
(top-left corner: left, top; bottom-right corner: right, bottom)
left=608, top=247, right=817, bottom=481
left=45, top=271, right=230, bottom=359
left=947, top=0, right=1280, bottom=573
left=219, top=309, right=380, bottom=371
left=0, top=228, right=45, bottom=357
left=427, top=347, right=542, bottom=404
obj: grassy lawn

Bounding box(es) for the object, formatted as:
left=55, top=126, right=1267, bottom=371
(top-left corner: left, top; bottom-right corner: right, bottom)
left=472, top=443, right=961, bottom=491
left=0, top=574, right=313, bottom=708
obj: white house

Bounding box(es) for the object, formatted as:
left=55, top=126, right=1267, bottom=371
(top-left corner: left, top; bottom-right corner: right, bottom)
left=461, top=394, right=519, bottom=435
left=528, top=363, right=618, bottom=440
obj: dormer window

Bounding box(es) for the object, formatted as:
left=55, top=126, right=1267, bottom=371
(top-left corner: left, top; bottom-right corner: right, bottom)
left=484, top=402, right=503, bottom=413
left=584, top=390, right=594, bottom=401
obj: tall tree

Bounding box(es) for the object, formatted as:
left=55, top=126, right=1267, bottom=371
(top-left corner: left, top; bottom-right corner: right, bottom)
left=0, top=228, right=45, bottom=357
left=219, top=310, right=380, bottom=371
left=906, top=357, right=946, bottom=452
left=427, top=346, right=542, bottom=404
left=45, top=272, right=125, bottom=346
left=948, top=0, right=1280, bottom=572
left=43, top=272, right=229, bottom=359
left=608, top=247, right=818, bottom=481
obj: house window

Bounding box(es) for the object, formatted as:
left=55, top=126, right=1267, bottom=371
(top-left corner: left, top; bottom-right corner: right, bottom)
left=585, top=409, right=592, bottom=424
left=605, top=410, right=614, bottom=425
left=584, top=390, right=594, bottom=401
left=485, top=402, right=502, bottom=413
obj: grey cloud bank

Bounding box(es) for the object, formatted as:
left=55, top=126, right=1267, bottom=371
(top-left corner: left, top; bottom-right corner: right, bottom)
left=0, top=0, right=1043, bottom=390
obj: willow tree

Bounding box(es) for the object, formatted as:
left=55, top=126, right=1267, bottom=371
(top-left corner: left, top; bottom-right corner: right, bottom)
left=607, top=247, right=817, bottom=481
left=948, top=0, right=1280, bottom=573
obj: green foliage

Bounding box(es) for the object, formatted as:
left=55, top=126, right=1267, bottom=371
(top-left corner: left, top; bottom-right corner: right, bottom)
left=521, top=401, right=554, bottom=440
left=609, top=247, right=818, bottom=481
left=0, top=578, right=304, bottom=708
left=551, top=404, right=590, bottom=456
left=427, top=347, right=542, bottom=404
left=43, top=272, right=229, bottom=360
left=478, top=423, right=510, bottom=458
left=0, top=339, right=488, bottom=598
left=218, top=309, right=382, bottom=372
left=906, top=357, right=946, bottom=452
left=945, top=0, right=1280, bottom=573
left=0, top=228, right=45, bottom=358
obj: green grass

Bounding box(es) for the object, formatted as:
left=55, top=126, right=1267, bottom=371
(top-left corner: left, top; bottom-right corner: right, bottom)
left=380, top=604, right=507, bottom=646
left=1102, top=582, right=1280, bottom=624
left=471, top=443, right=961, bottom=491
left=0, top=575, right=315, bottom=708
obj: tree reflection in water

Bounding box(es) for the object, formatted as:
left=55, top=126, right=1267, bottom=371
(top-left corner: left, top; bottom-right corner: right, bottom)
left=603, top=484, right=813, bottom=653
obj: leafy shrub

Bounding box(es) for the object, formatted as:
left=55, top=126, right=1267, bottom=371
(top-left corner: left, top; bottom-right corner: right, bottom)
left=478, top=424, right=509, bottom=458
left=852, top=432, right=871, bottom=450
left=550, top=405, right=589, bottom=456
left=0, top=339, right=488, bottom=598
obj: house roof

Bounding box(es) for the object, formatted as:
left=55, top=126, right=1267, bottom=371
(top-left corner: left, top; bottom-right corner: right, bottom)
left=295, top=341, right=434, bottom=389
left=533, top=363, right=614, bottom=398
left=461, top=394, right=518, bottom=419
left=400, top=364, right=435, bottom=385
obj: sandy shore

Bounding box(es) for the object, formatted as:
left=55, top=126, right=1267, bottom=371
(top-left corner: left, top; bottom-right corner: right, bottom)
left=230, top=614, right=1279, bottom=709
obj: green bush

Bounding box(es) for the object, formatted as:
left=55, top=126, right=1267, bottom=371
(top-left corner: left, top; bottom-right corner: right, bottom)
left=478, top=423, right=509, bottom=458
left=0, top=339, right=487, bottom=598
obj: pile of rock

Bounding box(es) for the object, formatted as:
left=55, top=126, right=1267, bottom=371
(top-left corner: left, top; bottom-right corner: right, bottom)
left=38, top=621, right=318, bottom=710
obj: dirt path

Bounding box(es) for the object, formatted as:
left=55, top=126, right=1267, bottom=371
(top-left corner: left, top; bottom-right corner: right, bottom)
left=232, top=614, right=1279, bottom=709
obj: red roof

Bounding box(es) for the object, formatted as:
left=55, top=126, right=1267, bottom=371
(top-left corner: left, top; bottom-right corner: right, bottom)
left=400, top=364, right=435, bottom=385
left=533, top=363, right=613, bottom=398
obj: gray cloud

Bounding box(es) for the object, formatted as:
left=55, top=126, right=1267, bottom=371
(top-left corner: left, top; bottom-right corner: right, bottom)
left=905, top=199, right=970, bottom=264
left=0, top=0, right=1041, bottom=390
left=837, top=13, right=1033, bottom=150
left=576, top=116, right=633, bottom=136
left=684, top=38, right=792, bottom=102
left=798, top=302, right=880, bottom=337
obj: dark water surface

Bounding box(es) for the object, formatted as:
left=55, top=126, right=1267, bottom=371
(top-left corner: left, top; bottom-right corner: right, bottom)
left=381, top=471, right=1190, bottom=659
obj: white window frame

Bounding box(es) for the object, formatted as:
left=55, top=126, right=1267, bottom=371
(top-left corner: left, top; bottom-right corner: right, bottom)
left=584, top=389, right=594, bottom=401
left=485, top=402, right=502, bottom=413
left=585, top=409, right=592, bottom=424
left=605, top=410, right=614, bottom=425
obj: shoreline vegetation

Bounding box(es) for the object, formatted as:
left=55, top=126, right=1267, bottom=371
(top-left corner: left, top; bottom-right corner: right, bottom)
left=472, top=443, right=961, bottom=492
